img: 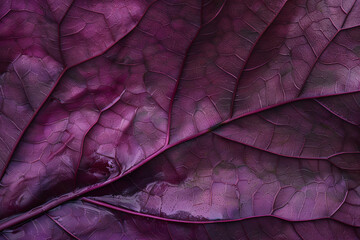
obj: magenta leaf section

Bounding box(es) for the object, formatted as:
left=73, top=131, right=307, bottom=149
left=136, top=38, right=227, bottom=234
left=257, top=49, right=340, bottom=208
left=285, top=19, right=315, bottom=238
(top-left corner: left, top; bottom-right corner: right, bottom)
left=0, top=0, right=65, bottom=175
left=3, top=201, right=360, bottom=240
left=1, top=0, right=360, bottom=238
left=87, top=133, right=348, bottom=221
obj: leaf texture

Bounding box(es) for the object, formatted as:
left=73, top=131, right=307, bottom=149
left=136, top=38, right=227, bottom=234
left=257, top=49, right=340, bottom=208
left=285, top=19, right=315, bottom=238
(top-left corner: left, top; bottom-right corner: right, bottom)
left=0, top=0, right=360, bottom=239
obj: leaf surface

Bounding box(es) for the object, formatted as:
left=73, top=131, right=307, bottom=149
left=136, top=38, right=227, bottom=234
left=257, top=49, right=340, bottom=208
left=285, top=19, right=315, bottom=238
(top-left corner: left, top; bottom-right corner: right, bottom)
left=1, top=0, right=360, bottom=238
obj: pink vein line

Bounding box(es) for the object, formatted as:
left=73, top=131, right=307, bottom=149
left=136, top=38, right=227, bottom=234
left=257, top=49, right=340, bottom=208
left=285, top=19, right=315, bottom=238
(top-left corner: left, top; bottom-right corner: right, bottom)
left=229, top=0, right=289, bottom=118
left=296, top=0, right=358, bottom=97
left=0, top=1, right=75, bottom=180
left=2, top=1, right=360, bottom=232
left=165, top=2, right=203, bottom=145
left=81, top=197, right=355, bottom=228
left=0, top=0, right=158, bottom=181
left=46, top=213, right=81, bottom=240
left=0, top=89, right=359, bottom=232
left=315, top=99, right=360, bottom=127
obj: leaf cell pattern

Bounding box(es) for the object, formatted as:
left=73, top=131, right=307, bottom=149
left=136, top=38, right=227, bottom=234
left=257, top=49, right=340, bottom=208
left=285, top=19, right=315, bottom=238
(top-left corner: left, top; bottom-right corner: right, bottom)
left=1, top=0, right=360, bottom=239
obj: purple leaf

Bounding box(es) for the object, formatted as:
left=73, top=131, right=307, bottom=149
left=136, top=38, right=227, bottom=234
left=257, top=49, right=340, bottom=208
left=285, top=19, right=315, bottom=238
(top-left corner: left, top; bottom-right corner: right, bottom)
left=1, top=0, right=360, bottom=238
left=3, top=200, right=360, bottom=240
left=86, top=133, right=348, bottom=221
